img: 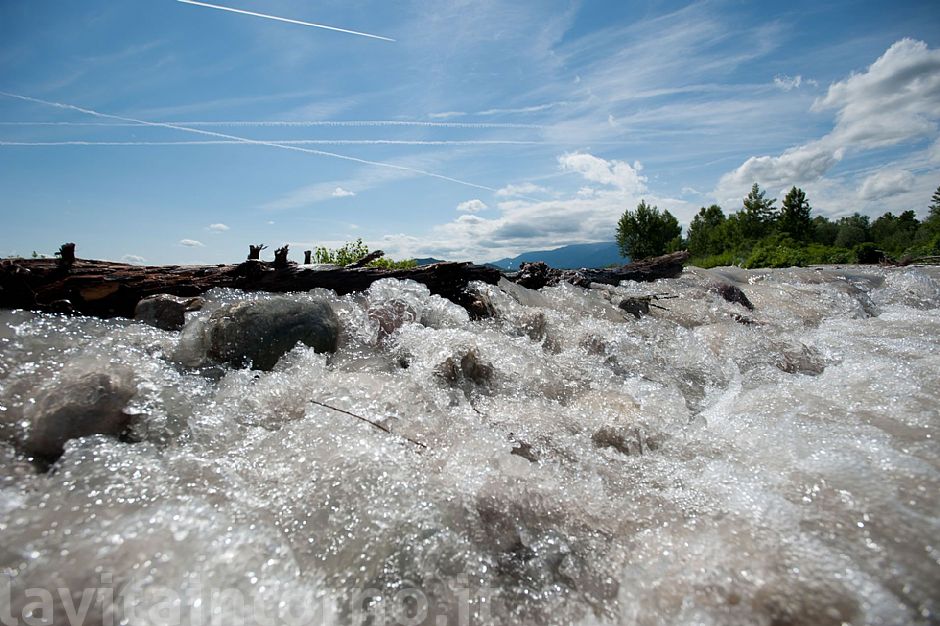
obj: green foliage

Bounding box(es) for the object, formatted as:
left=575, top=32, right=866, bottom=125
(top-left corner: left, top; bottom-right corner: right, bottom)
left=930, top=185, right=940, bottom=220
left=616, top=200, right=681, bottom=260
left=639, top=183, right=939, bottom=268
left=687, top=204, right=727, bottom=257
left=833, top=213, right=871, bottom=249
left=312, top=238, right=417, bottom=269
left=811, top=216, right=839, bottom=245
left=688, top=250, right=743, bottom=269
left=778, top=186, right=812, bottom=240
left=742, top=234, right=857, bottom=268
left=740, top=183, right=777, bottom=240
left=870, top=210, right=919, bottom=256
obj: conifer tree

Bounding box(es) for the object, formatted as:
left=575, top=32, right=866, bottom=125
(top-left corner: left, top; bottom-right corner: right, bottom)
left=740, top=183, right=776, bottom=240
left=778, top=186, right=812, bottom=240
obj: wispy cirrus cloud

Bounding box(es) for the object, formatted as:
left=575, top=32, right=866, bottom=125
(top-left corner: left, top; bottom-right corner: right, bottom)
left=0, top=92, right=500, bottom=193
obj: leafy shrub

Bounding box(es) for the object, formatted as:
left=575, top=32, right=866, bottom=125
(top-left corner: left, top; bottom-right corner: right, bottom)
left=312, top=238, right=417, bottom=269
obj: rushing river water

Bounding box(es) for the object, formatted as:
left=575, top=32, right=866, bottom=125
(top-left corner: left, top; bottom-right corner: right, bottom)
left=0, top=265, right=938, bottom=625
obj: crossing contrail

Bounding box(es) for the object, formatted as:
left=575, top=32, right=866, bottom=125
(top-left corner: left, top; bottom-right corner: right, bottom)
left=0, top=120, right=544, bottom=129
left=176, top=0, right=395, bottom=42
left=0, top=139, right=543, bottom=146
left=0, top=92, right=497, bottom=192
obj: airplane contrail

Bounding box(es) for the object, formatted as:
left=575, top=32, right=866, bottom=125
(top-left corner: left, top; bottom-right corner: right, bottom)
left=0, top=139, right=543, bottom=146
left=0, top=92, right=498, bottom=192
left=0, top=120, right=544, bottom=129
left=176, top=0, right=395, bottom=42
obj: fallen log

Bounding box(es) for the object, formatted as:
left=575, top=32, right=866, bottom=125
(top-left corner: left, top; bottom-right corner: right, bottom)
left=513, top=251, right=690, bottom=290
left=0, top=249, right=689, bottom=319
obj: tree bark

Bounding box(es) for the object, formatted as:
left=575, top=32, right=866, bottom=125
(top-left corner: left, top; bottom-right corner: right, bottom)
left=0, top=251, right=688, bottom=319
left=512, top=251, right=690, bottom=290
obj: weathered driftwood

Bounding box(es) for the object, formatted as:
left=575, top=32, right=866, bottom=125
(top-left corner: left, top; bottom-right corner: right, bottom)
left=248, top=244, right=267, bottom=261
left=512, top=251, right=690, bottom=290
left=346, top=250, right=386, bottom=269
left=0, top=257, right=501, bottom=318
left=0, top=249, right=688, bottom=319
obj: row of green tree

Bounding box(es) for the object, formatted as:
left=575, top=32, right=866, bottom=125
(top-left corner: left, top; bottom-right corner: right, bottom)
left=616, top=184, right=940, bottom=267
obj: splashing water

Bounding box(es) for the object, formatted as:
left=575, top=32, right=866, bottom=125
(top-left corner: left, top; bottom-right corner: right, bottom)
left=0, top=265, right=938, bottom=625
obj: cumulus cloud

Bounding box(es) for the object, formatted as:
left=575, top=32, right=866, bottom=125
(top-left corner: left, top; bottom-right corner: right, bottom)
left=717, top=144, right=843, bottom=197
left=332, top=187, right=355, bottom=198
left=495, top=182, right=547, bottom=197
left=558, top=152, right=647, bottom=193
left=859, top=169, right=916, bottom=200
left=208, top=223, right=230, bottom=232
left=376, top=151, right=692, bottom=262
left=456, top=199, right=487, bottom=213
left=179, top=239, right=205, bottom=248
left=717, top=39, right=940, bottom=207
left=121, top=254, right=146, bottom=264
left=812, top=39, right=940, bottom=150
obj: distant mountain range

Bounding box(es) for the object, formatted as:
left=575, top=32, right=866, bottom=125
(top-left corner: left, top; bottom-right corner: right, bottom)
left=486, top=241, right=628, bottom=270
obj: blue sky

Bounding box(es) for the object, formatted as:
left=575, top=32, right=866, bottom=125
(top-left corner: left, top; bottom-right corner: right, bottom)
left=1, top=0, right=939, bottom=264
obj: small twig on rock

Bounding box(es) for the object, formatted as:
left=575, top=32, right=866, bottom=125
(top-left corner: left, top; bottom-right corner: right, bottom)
left=309, top=399, right=427, bottom=451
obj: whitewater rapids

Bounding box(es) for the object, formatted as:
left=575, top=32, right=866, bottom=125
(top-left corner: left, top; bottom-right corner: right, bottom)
left=0, top=265, right=938, bottom=625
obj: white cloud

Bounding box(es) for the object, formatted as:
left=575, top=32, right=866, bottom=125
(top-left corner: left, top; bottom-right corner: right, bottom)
left=428, top=111, right=466, bottom=120
left=859, top=169, right=916, bottom=200
left=332, top=187, right=355, bottom=198
left=774, top=74, right=816, bottom=90
left=495, top=182, right=547, bottom=198
left=717, top=39, right=940, bottom=209
left=716, top=144, right=843, bottom=200
left=121, top=254, right=146, bottom=264
left=179, top=239, right=205, bottom=248
left=812, top=38, right=940, bottom=150
left=208, top=223, right=230, bottom=232
left=375, top=152, right=693, bottom=263
left=558, top=152, right=647, bottom=193
left=456, top=199, right=488, bottom=213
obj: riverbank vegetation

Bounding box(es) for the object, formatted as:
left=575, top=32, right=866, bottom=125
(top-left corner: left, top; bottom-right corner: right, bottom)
left=686, top=184, right=940, bottom=268
left=311, top=238, right=417, bottom=269
left=617, top=184, right=940, bottom=267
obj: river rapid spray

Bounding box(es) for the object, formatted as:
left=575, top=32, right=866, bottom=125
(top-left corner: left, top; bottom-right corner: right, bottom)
left=0, top=265, right=938, bottom=625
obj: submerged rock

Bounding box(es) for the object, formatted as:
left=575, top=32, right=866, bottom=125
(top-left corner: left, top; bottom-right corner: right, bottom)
left=712, top=283, right=755, bottom=311
left=18, top=364, right=137, bottom=460
left=134, top=294, right=205, bottom=331
left=591, top=425, right=661, bottom=456
left=435, top=348, right=494, bottom=393
left=205, top=297, right=340, bottom=370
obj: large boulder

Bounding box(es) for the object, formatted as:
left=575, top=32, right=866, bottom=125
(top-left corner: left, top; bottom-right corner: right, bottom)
left=134, top=294, right=205, bottom=331
left=205, top=297, right=339, bottom=370
left=20, top=364, right=137, bottom=460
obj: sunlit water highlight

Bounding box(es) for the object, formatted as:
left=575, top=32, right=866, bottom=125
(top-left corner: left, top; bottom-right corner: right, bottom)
left=0, top=265, right=938, bottom=625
